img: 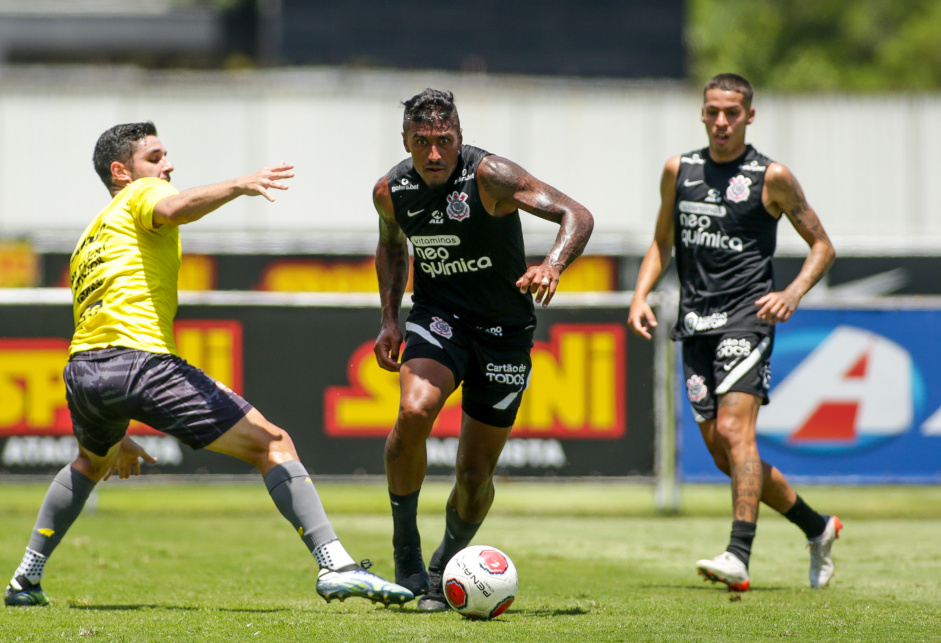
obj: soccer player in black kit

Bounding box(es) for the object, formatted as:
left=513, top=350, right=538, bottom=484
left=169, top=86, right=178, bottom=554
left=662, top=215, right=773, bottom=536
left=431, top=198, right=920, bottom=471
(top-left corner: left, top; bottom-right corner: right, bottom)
left=372, top=88, right=593, bottom=610
left=628, top=73, right=840, bottom=591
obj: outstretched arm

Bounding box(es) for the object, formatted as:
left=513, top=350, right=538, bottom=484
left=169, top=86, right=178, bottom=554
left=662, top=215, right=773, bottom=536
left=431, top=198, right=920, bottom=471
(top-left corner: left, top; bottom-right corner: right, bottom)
left=756, top=163, right=835, bottom=323
left=627, top=157, right=679, bottom=340
left=373, top=177, right=410, bottom=372
left=477, top=155, right=594, bottom=307
left=153, top=163, right=295, bottom=227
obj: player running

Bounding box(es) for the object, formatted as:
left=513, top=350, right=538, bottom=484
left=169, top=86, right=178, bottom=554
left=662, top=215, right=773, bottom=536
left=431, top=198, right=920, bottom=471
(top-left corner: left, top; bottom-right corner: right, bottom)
left=628, top=73, right=841, bottom=591
left=5, top=122, right=413, bottom=608
left=373, top=89, right=593, bottom=610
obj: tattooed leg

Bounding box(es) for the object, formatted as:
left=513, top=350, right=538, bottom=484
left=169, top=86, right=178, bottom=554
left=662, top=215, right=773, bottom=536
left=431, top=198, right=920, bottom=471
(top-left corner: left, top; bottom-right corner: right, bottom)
left=716, top=392, right=763, bottom=522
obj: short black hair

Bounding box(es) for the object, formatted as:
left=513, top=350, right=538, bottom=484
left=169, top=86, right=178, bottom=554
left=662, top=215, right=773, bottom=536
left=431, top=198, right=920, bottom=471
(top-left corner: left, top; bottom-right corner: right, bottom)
left=92, top=121, right=158, bottom=189
left=402, top=88, right=459, bottom=132
left=703, top=73, right=754, bottom=107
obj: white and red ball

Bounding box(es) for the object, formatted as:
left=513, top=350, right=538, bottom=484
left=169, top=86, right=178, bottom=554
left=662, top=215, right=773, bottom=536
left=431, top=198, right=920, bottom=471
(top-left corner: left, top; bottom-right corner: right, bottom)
left=442, top=545, right=518, bottom=619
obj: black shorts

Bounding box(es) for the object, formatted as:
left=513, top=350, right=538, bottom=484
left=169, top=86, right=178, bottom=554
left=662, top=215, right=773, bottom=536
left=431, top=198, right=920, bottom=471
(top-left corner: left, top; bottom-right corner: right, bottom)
left=681, top=331, right=773, bottom=422
left=401, top=305, right=534, bottom=428
left=64, top=347, right=253, bottom=457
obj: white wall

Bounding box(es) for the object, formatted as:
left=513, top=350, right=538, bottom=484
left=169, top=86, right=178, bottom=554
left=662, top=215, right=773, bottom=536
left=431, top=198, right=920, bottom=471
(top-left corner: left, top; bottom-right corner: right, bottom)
left=1, top=66, right=939, bottom=256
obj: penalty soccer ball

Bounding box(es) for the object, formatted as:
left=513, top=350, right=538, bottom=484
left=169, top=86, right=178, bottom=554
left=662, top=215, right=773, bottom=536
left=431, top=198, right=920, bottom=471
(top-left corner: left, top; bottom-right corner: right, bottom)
left=442, top=545, right=518, bottom=619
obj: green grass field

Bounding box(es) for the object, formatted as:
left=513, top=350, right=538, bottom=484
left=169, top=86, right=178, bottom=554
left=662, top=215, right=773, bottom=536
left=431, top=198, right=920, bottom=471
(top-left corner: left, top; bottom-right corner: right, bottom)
left=2, top=481, right=940, bottom=642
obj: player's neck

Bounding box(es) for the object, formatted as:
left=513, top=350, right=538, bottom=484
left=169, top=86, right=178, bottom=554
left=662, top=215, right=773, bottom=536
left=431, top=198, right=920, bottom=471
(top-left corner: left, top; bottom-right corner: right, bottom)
left=707, top=142, right=747, bottom=165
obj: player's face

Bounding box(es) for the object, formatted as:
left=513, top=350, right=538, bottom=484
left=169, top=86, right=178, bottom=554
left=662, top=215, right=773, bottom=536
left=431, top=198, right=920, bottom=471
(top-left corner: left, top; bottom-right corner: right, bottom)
left=701, top=89, right=755, bottom=161
left=126, top=135, right=174, bottom=182
left=402, top=117, right=462, bottom=187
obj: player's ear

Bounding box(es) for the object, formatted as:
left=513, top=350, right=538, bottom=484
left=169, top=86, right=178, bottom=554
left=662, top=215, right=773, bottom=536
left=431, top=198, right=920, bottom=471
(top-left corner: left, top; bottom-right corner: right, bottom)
left=110, top=160, right=132, bottom=185
left=401, top=131, right=410, bottom=153
left=747, top=107, right=756, bottom=124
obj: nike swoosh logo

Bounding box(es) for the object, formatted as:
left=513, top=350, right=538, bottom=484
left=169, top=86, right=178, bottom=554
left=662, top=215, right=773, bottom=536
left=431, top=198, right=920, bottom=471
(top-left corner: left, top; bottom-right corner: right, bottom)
left=684, top=179, right=703, bottom=187
left=723, top=358, right=741, bottom=371
left=407, top=209, right=424, bottom=217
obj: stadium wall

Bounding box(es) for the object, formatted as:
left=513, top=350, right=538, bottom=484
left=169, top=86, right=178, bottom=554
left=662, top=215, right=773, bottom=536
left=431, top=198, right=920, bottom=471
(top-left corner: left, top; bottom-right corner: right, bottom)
left=1, top=67, right=940, bottom=256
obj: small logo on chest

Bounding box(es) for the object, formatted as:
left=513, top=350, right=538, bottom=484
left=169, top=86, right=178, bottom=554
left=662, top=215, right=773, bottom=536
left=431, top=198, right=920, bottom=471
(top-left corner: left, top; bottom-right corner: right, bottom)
left=726, top=175, right=752, bottom=203
left=446, top=191, right=471, bottom=221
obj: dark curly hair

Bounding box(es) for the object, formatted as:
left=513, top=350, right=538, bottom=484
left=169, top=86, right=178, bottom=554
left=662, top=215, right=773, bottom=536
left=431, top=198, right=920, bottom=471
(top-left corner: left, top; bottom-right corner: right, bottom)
left=402, top=88, right=460, bottom=132
left=92, top=121, right=158, bottom=189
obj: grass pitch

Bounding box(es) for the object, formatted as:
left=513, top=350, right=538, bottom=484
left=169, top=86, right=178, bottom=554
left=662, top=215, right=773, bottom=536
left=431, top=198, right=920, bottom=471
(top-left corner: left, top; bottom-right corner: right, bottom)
left=1, top=481, right=940, bottom=642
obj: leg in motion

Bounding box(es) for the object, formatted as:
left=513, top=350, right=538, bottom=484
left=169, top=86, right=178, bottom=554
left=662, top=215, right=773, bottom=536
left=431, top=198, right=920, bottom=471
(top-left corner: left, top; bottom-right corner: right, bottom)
left=383, top=358, right=455, bottom=596
left=208, top=408, right=414, bottom=606
left=418, top=414, right=512, bottom=611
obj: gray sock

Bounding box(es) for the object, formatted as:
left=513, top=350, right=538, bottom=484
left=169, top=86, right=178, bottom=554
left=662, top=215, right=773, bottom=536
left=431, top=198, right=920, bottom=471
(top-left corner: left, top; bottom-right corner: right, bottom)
left=264, top=461, right=337, bottom=553
left=27, top=466, right=97, bottom=557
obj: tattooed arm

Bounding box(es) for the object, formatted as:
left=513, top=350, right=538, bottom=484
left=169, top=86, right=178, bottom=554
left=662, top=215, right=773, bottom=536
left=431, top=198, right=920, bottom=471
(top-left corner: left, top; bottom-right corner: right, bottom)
left=757, top=162, right=836, bottom=323
left=477, top=155, right=594, bottom=307
left=373, top=176, right=410, bottom=372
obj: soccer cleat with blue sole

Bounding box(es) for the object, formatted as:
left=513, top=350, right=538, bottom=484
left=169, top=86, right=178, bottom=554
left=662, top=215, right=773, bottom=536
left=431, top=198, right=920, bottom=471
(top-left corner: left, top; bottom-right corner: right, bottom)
left=5, top=575, right=50, bottom=606
left=316, top=560, right=414, bottom=606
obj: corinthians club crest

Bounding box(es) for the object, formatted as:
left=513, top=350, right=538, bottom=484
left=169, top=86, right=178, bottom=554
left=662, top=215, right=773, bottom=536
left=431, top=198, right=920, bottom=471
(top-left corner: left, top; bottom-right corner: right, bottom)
left=446, top=191, right=471, bottom=221
left=726, top=175, right=752, bottom=203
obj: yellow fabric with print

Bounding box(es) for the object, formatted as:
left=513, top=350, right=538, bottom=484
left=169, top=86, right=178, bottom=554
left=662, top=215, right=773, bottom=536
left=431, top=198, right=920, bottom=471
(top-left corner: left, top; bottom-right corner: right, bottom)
left=69, top=177, right=182, bottom=357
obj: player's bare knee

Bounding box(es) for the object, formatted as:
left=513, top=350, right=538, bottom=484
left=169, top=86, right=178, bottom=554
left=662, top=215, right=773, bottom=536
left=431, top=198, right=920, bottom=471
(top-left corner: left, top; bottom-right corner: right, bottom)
left=454, top=461, right=497, bottom=495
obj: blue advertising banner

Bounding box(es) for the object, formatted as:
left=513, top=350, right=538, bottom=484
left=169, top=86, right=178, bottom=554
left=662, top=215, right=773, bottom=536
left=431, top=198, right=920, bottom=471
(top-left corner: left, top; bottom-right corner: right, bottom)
left=679, top=306, right=941, bottom=483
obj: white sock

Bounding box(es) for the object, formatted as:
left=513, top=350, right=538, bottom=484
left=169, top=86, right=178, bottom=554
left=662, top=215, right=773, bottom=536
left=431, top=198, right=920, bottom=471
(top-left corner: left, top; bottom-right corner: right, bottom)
left=314, top=539, right=356, bottom=570
left=13, top=547, right=48, bottom=584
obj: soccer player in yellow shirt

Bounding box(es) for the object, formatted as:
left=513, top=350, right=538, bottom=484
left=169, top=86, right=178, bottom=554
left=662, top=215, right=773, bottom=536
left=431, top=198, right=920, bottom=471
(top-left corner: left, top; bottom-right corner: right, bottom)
left=5, top=121, right=413, bottom=607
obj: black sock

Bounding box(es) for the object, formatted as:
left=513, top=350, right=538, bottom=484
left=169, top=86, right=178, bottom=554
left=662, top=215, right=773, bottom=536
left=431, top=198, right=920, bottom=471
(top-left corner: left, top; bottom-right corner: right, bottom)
left=428, top=504, right=483, bottom=573
left=727, top=520, right=756, bottom=568
left=390, top=489, right=422, bottom=554
left=783, top=495, right=828, bottom=540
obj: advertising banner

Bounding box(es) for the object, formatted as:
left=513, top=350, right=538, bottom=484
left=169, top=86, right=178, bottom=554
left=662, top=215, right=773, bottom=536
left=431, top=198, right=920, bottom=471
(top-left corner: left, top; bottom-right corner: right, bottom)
left=678, top=305, right=941, bottom=483
left=0, top=299, right=654, bottom=478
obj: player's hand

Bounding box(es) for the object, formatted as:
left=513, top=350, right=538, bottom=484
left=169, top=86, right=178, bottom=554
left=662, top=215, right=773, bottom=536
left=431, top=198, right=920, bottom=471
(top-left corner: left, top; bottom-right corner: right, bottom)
left=104, top=436, right=157, bottom=481
left=242, top=162, right=295, bottom=202
left=516, top=264, right=561, bottom=308
left=755, top=290, right=800, bottom=324
left=374, top=323, right=404, bottom=372
left=628, top=300, right=658, bottom=340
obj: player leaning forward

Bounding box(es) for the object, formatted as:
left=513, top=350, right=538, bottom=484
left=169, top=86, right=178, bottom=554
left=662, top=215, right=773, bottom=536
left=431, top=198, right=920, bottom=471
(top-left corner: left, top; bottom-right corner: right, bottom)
left=4, top=122, right=413, bottom=607
left=628, top=74, right=841, bottom=591
left=373, top=89, right=593, bottom=610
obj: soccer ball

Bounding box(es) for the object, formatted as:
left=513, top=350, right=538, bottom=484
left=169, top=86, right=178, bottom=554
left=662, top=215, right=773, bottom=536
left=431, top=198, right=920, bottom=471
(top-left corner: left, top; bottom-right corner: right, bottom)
left=442, top=545, right=518, bottom=619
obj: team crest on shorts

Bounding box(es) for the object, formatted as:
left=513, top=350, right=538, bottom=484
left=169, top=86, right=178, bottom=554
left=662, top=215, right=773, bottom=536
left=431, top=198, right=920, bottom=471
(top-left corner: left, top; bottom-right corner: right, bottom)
left=430, top=316, right=453, bottom=338
left=446, top=191, right=471, bottom=221
left=726, top=175, right=752, bottom=203
left=686, top=374, right=708, bottom=403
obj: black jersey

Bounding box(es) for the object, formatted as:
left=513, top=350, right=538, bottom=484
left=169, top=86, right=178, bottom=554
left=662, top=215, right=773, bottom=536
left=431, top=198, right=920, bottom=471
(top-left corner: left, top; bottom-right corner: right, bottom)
left=387, top=145, right=535, bottom=332
left=671, top=145, right=778, bottom=341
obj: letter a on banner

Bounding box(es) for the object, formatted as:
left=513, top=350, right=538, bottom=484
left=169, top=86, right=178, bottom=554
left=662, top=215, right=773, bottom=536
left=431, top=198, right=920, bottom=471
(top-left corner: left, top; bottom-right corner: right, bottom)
left=758, top=325, right=911, bottom=449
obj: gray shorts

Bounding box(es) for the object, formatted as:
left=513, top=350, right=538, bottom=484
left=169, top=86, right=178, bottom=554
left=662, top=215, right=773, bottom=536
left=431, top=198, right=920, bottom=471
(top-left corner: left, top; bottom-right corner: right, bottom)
left=64, top=347, right=253, bottom=457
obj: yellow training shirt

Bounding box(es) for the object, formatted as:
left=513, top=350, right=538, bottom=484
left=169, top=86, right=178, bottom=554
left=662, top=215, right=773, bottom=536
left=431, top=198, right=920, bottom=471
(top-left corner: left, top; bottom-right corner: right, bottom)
left=69, top=177, right=182, bottom=357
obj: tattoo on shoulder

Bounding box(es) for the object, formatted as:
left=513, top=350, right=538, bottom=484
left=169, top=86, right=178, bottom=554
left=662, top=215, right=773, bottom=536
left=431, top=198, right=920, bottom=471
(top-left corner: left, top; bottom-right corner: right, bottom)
left=479, top=157, right=528, bottom=198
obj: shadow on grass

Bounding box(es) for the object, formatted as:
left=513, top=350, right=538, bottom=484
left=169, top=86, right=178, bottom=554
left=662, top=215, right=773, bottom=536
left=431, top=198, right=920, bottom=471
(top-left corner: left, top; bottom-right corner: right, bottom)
left=384, top=606, right=588, bottom=619
left=69, top=604, right=290, bottom=613
left=522, top=606, right=591, bottom=617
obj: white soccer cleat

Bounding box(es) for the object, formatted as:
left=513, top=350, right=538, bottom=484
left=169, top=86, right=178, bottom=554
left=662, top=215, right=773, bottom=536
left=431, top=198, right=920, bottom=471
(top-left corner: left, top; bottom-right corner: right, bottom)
left=316, top=561, right=414, bottom=606
left=696, top=551, right=750, bottom=592
left=808, top=515, right=842, bottom=589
